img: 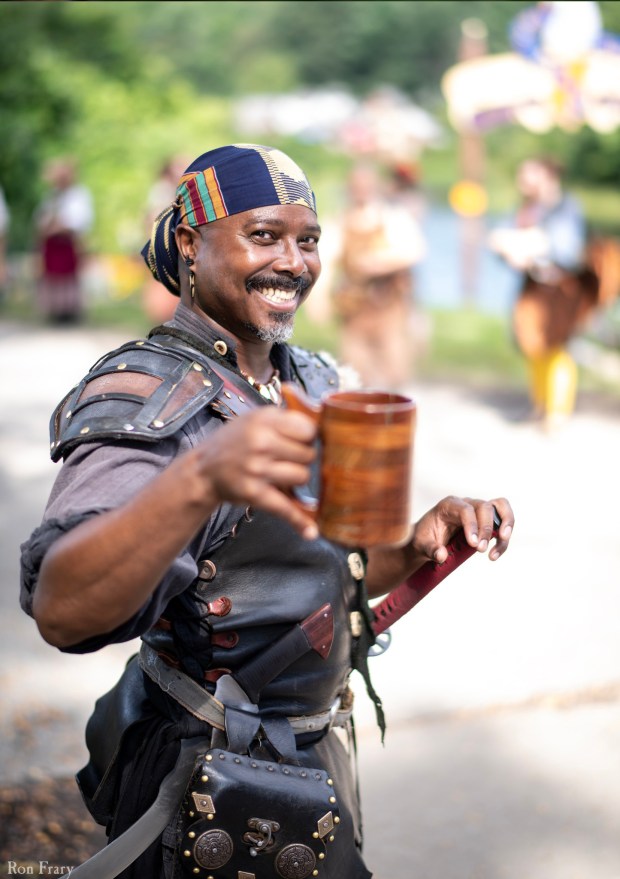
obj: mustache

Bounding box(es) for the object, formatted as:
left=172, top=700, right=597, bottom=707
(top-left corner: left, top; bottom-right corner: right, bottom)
left=246, top=274, right=311, bottom=296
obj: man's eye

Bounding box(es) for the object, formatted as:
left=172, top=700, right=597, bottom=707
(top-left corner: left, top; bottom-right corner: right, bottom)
left=252, top=229, right=274, bottom=240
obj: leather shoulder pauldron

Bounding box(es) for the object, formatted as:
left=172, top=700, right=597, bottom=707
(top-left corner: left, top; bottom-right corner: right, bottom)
left=50, top=336, right=224, bottom=461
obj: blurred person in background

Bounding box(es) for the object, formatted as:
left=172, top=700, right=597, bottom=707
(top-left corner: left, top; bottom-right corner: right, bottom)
left=488, top=156, right=598, bottom=431
left=387, top=161, right=426, bottom=223
left=34, top=157, right=94, bottom=324
left=331, top=161, right=426, bottom=389
left=387, top=160, right=432, bottom=365
left=0, top=183, right=10, bottom=303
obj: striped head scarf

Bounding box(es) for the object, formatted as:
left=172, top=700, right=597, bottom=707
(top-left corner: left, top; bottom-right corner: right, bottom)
left=141, top=144, right=317, bottom=295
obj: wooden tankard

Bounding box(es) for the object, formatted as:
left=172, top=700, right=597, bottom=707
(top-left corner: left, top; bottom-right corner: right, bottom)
left=282, top=383, right=416, bottom=547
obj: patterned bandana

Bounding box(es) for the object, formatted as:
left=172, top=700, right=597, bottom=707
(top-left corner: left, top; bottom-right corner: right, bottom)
left=142, top=144, right=317, bottom=295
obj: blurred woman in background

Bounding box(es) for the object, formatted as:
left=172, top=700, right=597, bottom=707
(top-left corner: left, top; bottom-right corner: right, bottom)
left=34, top=158, right=94, bottom=324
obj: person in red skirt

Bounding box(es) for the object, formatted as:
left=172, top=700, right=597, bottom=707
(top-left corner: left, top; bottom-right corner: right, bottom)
left=34, top=158, right=94, bottom=323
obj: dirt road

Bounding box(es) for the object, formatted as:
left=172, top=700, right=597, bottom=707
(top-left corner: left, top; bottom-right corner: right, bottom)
left=2, top=320, right=619, bottom=878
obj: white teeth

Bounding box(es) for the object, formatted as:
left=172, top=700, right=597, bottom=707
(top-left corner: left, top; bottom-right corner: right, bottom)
left=260, top=287, right=296, bottom=303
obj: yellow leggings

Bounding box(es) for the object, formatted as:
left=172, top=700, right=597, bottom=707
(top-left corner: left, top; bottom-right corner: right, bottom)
left=528, top=347, right=578, bottom=417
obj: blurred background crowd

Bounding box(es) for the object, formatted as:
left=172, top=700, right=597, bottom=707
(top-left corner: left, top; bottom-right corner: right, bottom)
left=1, top=0, right=620, bottom=427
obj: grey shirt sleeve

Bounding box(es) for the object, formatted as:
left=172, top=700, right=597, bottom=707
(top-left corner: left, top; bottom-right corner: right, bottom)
left=20, top=419, right=239, bottom=653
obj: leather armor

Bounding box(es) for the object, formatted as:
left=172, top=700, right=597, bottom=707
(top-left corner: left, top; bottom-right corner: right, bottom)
left=49, top=332, right=338, bottom=462
left=50, top=329, right=355, bottom=715
left=144, top=507, right=362, bottom=716
left=49, top=336, right=224, bottom=462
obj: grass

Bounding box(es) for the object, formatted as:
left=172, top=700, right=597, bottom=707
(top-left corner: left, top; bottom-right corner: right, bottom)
left=294, top=304, right=620, bottom=396
left=293, top=306, right=529, bottom=387
left=417, top=307, right=526, bottom=386
left=86, top=293, right=152, bottom=336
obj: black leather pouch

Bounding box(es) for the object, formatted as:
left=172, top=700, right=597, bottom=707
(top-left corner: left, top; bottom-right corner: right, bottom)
left=178, top=744, right=340, bottom=878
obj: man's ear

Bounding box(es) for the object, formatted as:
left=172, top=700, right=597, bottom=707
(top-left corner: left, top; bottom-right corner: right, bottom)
left=175, top=224, right=201, bottom=263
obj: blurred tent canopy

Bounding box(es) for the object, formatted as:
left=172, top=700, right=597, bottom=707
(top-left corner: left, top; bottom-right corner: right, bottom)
left=234, top=86, right=444, bottom=164
left=442, top=1, right=620, bottom=134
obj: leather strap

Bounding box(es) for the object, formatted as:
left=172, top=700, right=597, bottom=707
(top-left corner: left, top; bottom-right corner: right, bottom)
left=149, top=329, right=270, bottom=419
left=138, top=643, right=353, bottom=734
left=69, top=736, right=210, bottom=879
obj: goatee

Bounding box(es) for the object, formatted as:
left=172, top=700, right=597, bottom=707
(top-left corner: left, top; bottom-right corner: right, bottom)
left=243, top=312, right=294, bottom=344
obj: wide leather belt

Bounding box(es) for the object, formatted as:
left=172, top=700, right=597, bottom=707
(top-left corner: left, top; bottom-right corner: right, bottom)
left=138, top=642, right=353, bottom=734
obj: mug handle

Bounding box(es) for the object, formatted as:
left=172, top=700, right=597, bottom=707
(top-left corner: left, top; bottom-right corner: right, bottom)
left=281, top=382, right=321, bottom=517
left=280, top=382, right=321, bottom=419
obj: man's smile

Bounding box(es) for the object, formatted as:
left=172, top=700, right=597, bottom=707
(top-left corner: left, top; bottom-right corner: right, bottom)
left=257, top=285, right=298, bottom=307
left=246, top=274, right=310, bottom=311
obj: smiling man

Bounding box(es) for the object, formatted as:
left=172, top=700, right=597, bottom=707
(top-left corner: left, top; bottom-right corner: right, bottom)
left=20, top=144, right=513, bottom=879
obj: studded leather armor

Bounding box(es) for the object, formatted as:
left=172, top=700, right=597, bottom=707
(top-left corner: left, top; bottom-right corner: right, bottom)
left=49, top=330, right=339, bottom=462
left=144, top=506, right=363, bottom=716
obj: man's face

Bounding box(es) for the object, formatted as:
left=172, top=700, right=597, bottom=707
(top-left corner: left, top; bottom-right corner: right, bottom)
left=191, top=204, right=321, bottom=344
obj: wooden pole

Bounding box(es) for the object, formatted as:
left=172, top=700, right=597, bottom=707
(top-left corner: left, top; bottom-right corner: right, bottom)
left=458, top=18, right=488, bottom=306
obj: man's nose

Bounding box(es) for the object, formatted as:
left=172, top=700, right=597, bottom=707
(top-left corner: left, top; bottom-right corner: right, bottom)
left=272, top=239, right=307, bottom=277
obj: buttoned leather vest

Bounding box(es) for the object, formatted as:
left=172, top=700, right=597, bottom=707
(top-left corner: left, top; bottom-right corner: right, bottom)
left=143, top=507, right=364, bottom=717
left=131, top=337, right=366, bottom=717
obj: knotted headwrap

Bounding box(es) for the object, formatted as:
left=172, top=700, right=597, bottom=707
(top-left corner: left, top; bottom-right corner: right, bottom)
left=141, top=144, right=317, bottom=295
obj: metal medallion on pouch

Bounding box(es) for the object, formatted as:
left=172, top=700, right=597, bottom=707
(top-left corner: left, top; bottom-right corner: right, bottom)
left=275, top=843, right=317, bottom=879
left=193, top=828, right=233, bottom=869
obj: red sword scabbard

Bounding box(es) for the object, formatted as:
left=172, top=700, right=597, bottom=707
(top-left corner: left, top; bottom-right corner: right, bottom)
left=372, top=514, right=500, bottom=637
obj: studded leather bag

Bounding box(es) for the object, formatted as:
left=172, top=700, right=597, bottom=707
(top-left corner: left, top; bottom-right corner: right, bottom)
left=177, top=743, right=341, bottom=879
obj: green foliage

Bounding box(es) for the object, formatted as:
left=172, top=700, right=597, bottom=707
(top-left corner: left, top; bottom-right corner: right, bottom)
left=113, top=0, right=531, bottom=100
left=0, top=6, right=75, bottom=245
left=1, top=0, right=620, bottom=258
left=418, top=307, right=526, bottom=386
left=109, top=1, right=297, bottom=97
left=564, top=127, right=620, bottom=186
left=86, top=291, right=152, bottom=337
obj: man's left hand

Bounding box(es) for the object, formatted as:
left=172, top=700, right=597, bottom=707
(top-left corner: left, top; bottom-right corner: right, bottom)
left=365, top=496, right=514, bottom=598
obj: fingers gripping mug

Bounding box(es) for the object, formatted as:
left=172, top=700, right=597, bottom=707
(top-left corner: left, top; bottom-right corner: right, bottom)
left=282, top=383, right=416, bottom=547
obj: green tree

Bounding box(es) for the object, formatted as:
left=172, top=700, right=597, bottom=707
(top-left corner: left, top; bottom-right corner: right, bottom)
left=0, top=2, right=142, bottom=246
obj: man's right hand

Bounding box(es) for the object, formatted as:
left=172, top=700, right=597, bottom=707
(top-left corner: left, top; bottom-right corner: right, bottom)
left=187, top=407, right=320, bottom=540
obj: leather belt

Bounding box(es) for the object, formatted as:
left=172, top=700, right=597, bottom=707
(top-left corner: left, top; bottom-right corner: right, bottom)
left=139, top=642, right=353, bottom=734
